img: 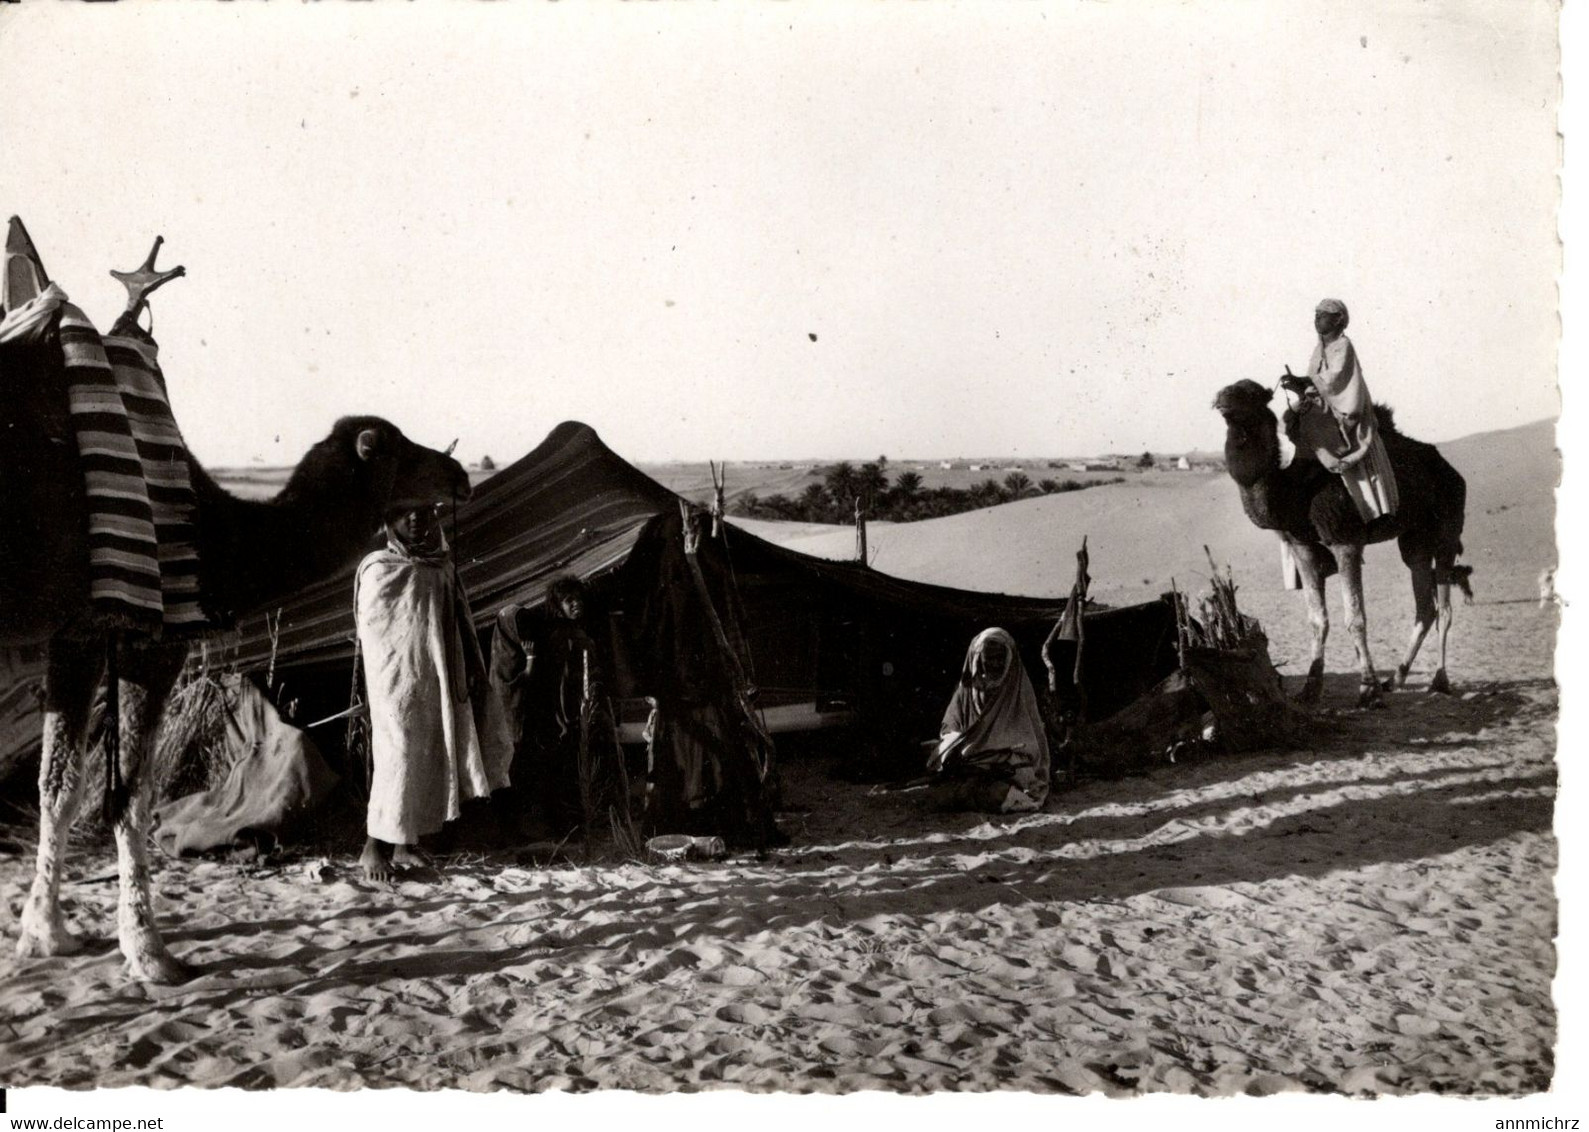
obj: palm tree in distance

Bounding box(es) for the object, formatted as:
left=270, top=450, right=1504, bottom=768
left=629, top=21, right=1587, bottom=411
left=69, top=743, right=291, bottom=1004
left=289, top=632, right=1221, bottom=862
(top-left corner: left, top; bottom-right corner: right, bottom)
left=857, top=460, right=890, bottom=509
left=799, top=482, right=830, bottom=519
left=1002, top=471, right=1034, bottom=500
left=970, top=478, right=1005, bottom=509
left=823, top=462, right=858, bottom=508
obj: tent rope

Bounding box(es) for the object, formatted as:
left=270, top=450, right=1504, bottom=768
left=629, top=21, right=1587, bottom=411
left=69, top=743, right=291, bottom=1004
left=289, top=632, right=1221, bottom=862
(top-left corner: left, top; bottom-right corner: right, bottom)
left=700, top=499, right=772, bottom=741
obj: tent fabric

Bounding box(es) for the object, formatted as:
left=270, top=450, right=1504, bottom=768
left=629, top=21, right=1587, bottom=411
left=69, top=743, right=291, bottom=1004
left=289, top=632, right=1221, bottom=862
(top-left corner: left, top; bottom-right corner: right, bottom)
left=153, top=676, right=339, bottom=856
left=625, top=506, right=781, bottom=847
left=217, top=421, right=674, bottom=674
left=0, top=651, right=45, bottom=783
left=490, top=598, right=630, bottom=834
left=212, top=422, right=1179, bottom=767
left=220, top=422, right=1167, bottom=676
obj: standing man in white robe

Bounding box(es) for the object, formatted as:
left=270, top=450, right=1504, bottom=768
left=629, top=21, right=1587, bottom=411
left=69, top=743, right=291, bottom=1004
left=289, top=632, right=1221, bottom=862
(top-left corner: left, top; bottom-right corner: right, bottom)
left=355, top=505, right=512, bottom=881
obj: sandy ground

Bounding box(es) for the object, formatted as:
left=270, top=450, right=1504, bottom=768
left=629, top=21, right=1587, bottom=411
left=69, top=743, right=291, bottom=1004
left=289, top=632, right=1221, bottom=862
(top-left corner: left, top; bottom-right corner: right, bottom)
left=0, top=418, right=1562, bottom=1099
left=0, top=623, right=1559, bottom=1097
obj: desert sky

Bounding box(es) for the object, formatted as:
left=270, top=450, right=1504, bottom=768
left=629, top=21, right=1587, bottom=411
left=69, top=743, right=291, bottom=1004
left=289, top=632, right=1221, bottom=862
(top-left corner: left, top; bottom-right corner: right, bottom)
left=0, top=0, right=1563, bottom=470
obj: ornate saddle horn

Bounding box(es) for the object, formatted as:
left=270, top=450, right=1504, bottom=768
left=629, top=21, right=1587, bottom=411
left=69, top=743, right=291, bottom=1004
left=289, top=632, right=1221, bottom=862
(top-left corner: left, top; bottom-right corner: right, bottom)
left=111, top=235, right=185, bottom=322
left=3, top=215, right=51, bottom=314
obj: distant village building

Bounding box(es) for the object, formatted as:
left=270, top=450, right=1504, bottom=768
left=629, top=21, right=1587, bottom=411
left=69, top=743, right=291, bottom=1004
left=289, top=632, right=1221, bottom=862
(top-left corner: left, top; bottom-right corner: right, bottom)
left=1176, top=456, right=1192, bottom=471
left=939, top=461, right=955, bottom=470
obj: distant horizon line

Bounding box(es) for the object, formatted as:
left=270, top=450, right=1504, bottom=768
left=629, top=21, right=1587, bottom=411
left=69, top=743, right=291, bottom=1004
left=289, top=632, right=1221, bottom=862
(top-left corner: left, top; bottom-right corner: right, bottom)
left=207, top=413, right=1558, bottom=472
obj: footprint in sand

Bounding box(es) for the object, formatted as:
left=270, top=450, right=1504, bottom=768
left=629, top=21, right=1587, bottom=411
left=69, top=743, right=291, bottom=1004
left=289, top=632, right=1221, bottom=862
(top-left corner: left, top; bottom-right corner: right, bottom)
left=709, top=964, right=767, bottom=987
left=897, top=954, right=960, bottom=981
left=636, top=948, right=701, bottom=982
left=926, top=1001, right=1020, bottom=1029
left=834, top=1034, right=901, bottom=1059
left=1055, top=941, right=1105, bottom=966
left=1393, top=1013, right=1442, bottom=1037
left=120, top=1019, right=212, bottom=1071
left=716, top=1002, right=772, bottom=1025
left=708, top=1033, right=756, bottom=1056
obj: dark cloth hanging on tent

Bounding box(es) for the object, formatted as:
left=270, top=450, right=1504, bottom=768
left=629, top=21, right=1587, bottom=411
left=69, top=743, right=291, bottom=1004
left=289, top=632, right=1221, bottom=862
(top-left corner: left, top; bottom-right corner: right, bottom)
left=622, top=507, right=781, bottom=849
left=490, top=600, right=626, bottom=836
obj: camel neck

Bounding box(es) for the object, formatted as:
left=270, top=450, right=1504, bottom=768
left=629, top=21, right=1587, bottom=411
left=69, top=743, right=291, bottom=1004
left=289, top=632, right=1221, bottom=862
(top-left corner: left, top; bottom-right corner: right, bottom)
left=191, top=473, right=379, bottom=618
left=1224, top=430, right=1278, bottom=491
left=1235, top=472, right=1288, bottom=531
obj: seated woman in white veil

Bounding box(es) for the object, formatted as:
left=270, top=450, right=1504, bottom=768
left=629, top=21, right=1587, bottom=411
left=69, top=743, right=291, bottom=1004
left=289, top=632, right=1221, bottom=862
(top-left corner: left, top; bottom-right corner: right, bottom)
left=927, top=628, right=1050, bottom=814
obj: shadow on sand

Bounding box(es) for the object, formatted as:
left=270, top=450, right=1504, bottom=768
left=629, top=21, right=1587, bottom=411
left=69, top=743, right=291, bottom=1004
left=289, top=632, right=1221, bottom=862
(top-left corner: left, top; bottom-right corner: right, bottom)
left=116, top=675, right=1555, bottom=1010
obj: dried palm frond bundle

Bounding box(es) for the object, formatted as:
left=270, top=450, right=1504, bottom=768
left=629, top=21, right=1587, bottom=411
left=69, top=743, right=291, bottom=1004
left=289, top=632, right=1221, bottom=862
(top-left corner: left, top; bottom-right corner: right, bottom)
left=77, top=667, right=241, bottom=836
left=150, top=672, right=239, bottom=803
left=1074, top=553, right=1309, bottom=778
left=609, top=804, right=644, bottom=862
left=570, top=666, right=641, bottom=863
left=1173, top=546, right=1268, bottom=655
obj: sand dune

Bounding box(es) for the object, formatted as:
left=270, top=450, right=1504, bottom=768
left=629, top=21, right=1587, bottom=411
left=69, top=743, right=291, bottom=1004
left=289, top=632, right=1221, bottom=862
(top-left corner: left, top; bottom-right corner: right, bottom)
left=735, top=418, right=1558, bottom=688
left=736, top=419, right=1556, bottom=601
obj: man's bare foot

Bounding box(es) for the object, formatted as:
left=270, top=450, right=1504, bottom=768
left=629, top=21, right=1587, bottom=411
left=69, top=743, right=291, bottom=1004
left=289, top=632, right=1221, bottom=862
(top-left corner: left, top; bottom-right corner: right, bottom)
left=361, top=837, right=394, bottom=883
left=391, top=844, right=427, bottom=869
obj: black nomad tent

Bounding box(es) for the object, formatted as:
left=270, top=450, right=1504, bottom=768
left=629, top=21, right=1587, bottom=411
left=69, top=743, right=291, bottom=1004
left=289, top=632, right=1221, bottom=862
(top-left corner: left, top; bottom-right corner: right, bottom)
left=4, top=422, right=1184, bottom=850
left=214, top=421, right=1180, bottom=765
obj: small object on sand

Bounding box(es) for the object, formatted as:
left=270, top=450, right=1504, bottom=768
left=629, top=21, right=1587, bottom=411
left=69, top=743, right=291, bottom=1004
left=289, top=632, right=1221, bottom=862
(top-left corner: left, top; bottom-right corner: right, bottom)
left=646, top=834, right=728, bottom=863
left=868, top=774, right=933, bottom=796
left=515, top=841, right=575, bottom=867
left=301, top=857, right=334, bottom=883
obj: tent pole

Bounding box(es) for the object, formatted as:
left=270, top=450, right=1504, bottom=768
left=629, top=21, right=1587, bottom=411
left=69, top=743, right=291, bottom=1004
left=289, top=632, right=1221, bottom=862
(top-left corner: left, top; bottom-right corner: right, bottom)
left=710, top=461, right=726, bottom=540
left=1043, top=536, right=1089, bottom=788
left=578, top=649, right=594, bottom=862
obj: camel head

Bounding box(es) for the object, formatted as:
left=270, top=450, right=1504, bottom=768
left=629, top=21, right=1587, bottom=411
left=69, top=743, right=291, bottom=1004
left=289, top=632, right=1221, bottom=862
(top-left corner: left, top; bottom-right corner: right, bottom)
left=1213, top=379, right=1281, bottom=487
left=285, top=416, right=472, bottom=515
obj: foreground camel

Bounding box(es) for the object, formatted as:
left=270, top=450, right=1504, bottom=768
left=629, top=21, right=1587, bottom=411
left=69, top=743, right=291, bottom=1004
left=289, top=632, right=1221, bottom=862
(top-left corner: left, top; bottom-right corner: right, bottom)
left=1214, top=379, right=1468, bottom=706
left=3, top=226, right=470, bottom=982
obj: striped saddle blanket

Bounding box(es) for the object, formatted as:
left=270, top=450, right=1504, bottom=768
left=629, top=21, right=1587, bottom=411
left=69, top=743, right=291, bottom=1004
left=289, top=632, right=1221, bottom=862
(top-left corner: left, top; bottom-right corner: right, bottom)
left=1, top=284, right=214, bottom=636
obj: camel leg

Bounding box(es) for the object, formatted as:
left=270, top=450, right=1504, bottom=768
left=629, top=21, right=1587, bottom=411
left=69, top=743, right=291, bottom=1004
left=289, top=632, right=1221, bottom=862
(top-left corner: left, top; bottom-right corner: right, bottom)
left=111, top=641, right=193, bottom=985
left=1429, top=573, right=1455, bottom=694
left=1389, top=561, right=1438, bottom=691
left=1335, top=544, right=1384, bottom=708
left=17, top=637, right=105, bottom=959
left=1291, top=543, right=1330, bottom=703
